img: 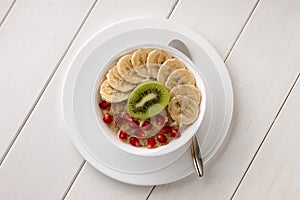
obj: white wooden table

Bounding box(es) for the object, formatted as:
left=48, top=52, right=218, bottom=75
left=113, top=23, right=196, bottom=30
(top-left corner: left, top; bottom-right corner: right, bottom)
left=0, top=0, right=300, bottom=199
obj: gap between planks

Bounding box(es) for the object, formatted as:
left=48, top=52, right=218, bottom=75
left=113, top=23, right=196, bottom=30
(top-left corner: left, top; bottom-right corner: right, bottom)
left=0, top=0, right=98, bottom=166
left=0, top=0, right=17, bottom=165
left=0, top=0, right=16, bottom=30
left=166, top=0, right=180, bottom=19
left=230, top=73, right=300, bottom=200
left=146, top=186, right=156, bottom=200
left=224, top=0, right=261, bottom=62
left=61, top=160, right=86, bottom=200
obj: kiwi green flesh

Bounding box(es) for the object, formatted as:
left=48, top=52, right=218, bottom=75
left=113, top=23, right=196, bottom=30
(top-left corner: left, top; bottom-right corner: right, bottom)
left=127, top=81, right=170, bottom=119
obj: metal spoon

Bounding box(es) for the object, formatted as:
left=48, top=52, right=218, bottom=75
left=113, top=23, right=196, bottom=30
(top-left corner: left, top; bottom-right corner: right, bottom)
left=168, top=39, right=204, bottom=177
left=190, top=136, right=204, bottom=177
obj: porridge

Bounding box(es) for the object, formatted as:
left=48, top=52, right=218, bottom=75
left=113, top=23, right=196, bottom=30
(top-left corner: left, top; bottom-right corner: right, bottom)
left=98, top=48, right=201, bottom=148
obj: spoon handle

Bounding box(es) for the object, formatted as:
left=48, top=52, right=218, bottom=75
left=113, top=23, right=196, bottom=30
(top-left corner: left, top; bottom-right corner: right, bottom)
left=190, top=136, right=204, bottom=177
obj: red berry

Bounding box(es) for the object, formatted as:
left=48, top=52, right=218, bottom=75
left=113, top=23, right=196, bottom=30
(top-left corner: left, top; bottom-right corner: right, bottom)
left=147, top=138, right=156, bottom=148
left=156, top=114, right=165, bottom=126
left=161, top=126, right=171, bottom=133
left=133, top=118, right=140, bottom=125
left=129, top=137, right=139, bottom=147
left=103, top=114, right=113, bottom=124
left=119, top=130, right=128, bottom=140
left=129, top=119, right=139, bottom=128
left=157, top=133, right=167, bottom=143
left=115, top=115, right=126, bottom=126
left=170, top=129, right=180, bottom=138
left=142, top=121, right=152, bottom=130
left=123, top=113, right=133, bottom=122
left=135, top=129, right=145, bottom=137
left=99, top=101, right=111, bottom=109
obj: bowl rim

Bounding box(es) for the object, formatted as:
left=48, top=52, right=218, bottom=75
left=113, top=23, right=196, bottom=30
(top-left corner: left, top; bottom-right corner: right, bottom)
left=92, top=43, right=207, bottom=157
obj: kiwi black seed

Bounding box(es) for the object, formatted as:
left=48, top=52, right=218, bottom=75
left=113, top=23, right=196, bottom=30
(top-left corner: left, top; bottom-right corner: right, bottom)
left=127, top=81, right=170, bottom=119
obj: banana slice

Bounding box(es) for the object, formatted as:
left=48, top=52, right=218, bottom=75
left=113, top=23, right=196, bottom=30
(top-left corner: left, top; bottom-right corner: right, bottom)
left=106, top=65, right=136, bottom=92
left=170, top=84, right=201, bottom=104
left=132, top=49, right=152, bottom=78
left=165, top=69, right=195, bottom=89
left=147, top=49, right=172, bottom=78
left=157, top=58, right=185, bottom=84
left=100, top=80, right=131, bottom=103
left=117, top=55, right=144, bottom=84
left=168, top=95, right=199, bottom=125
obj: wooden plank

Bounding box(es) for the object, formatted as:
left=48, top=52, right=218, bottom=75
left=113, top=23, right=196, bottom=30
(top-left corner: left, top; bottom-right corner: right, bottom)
left=169, top=0, right=259, bottom=59
left=149, top=0, right=300, bottom=199
left=0, top=0, right=95, bottom=160
left=0, top=0, right=177, bottom=199
left=0, top=0, right=14, bottom=25
left=233, top=76, right=300, bottom=199
left=65, top=163, right=151, bottom=200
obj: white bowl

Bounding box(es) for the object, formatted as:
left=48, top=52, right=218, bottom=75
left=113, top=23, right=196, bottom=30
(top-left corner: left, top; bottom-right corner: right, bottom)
left=92, top=44, right=207, bottom=157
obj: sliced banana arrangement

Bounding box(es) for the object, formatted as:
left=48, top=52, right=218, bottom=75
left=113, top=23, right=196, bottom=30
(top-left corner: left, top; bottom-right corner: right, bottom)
left=168, top=96, right=199, bottom=125
left=100, top=80, right=131, bottom=103
left=132, top=49, right=152, bottom=78
left=170, top=84, right=201, bottom=104
left=165, top=68, right=195, bottom=89
left=106, top=65, right=136, bottom=92
left=98, top=47, right=202, bottom=148
left=147, top=49, right=172, bottom=78
left=157, top=58, right=185, bottom=84
left=117, top=54, right=145, bottom=84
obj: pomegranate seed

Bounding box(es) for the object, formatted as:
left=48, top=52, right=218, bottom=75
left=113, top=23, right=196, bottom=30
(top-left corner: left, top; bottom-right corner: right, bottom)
left=142, top=121, right=152, bottom=130
left=156, top=114, right=165, bottom=126
left=103, top=114, right=113, bottom=124
left=133, top=118, right=139, bottom=125
left=170, top=129, right=181, bottom=138
left=119, top=130, right=128, bottom=140
left=147, top=138, right=156, bottom=148
left=157, top=133, right=167, bottom=143
left=129, top=119, right=139, bottom=128
left=161, top=126, right=171, bottom=133
left=115, top=115, right=126, bottom=126
left=123, top=113, right=133, bottom=122
left=99, top=101, right=111, bottom=109
left=129, top=137, right=139, bottom=147
left=135, top=129, right=145, bottom=137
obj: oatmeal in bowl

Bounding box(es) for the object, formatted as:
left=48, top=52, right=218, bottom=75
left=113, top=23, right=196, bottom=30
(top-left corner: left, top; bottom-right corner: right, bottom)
left=94, top=45, right=206, bottom=156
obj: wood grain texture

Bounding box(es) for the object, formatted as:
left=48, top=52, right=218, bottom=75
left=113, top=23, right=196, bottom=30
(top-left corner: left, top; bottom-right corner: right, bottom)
left=0, top=0, right=176, bottom=199
left=169, top=0, right=258, bottom=59
left=0, top=0, right=95, bottom=160
left=150, top=0, right=300, bottom=199
left=233, top=76, right=300, bottom=199
left=0, top=0, right=14, bottom=25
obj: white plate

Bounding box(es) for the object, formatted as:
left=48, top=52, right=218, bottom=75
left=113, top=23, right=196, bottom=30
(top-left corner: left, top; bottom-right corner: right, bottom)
left=62, top=18, right=233, bottom=185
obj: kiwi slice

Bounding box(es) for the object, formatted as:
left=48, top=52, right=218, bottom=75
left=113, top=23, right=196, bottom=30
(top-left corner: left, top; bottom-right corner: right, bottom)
left=127, top=81, right=170, bottom=119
